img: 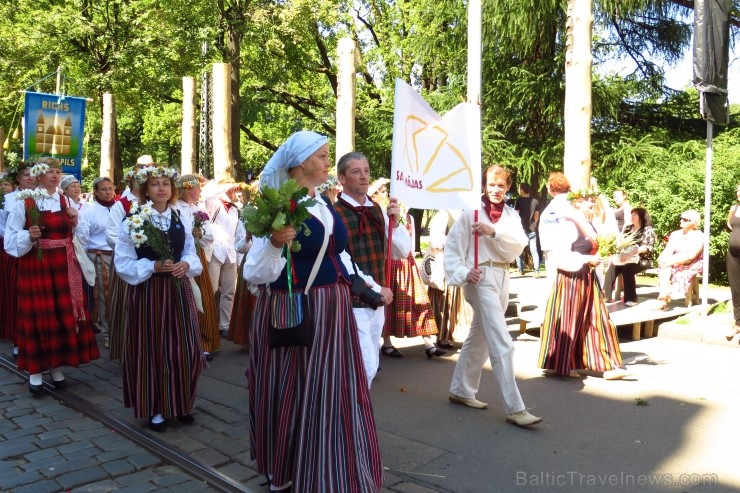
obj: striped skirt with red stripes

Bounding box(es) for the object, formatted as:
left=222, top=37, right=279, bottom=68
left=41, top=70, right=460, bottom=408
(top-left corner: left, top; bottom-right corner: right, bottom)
left=122, top=275, right=204, bottom=419
left=227, top=256, right=255, bottom=347
left=384, top=254, right=438, bottom=338
left=106, top=262, right=128, bottom=360
left=247, top=282, right=383, bottom=492
left=0, top=249, right=18, bottom=343
left=538, top=265, right=623, bottom=376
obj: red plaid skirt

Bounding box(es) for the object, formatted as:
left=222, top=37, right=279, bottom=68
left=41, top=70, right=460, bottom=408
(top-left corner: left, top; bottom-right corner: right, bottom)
left=16, top=208, right=99, bottom=374
left=383, top=254, right=438, bottom=338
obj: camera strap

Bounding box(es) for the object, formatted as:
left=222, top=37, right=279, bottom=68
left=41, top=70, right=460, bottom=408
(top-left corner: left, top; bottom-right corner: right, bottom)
left=305, top=199, right=331, bottom=293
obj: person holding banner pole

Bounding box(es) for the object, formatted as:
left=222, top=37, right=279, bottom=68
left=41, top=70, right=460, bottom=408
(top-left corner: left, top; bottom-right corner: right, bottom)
left=335, top=151, right=410, bottom=387
left=444, top=164, right=542, bottom=427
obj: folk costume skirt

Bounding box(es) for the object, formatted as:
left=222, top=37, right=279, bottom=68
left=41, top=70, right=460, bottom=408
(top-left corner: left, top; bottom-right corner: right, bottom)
left=0, top=249, right=18, bottom=343
left=227, top=256, right=255, bottom=347
left=195, top=247, right=220, bottom=353
left=384, top=254, right=438, bottom=338
left=538, top=265, right=623, bottom=376
left=247, top=282, right=383, bottom=492
left=16, top=211, right=99, bottom=375
left=428, top=284, right=471, bottom=343
left=106, top=262, right=128, bottom=360
left=122, top=274, right=204, bottom=419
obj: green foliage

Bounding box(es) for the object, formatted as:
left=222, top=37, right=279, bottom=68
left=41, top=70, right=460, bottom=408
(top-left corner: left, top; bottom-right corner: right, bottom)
left=241, top=179, right=317, bottom=252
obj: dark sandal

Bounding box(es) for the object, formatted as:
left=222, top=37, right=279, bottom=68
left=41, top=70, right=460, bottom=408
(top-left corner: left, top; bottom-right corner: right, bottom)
left=436, top=340, right=455, bottom=349
left=381, top=346, right=404, bottom=358
left=426, top=347, right=448, bottom=359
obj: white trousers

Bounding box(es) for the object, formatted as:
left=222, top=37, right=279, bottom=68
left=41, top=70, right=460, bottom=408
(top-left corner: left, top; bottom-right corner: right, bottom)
left=354, top=305, right=385, bottom=388
left=449, top=266, right=525, bottom=414
left=208, top=257, right=237, bottom=333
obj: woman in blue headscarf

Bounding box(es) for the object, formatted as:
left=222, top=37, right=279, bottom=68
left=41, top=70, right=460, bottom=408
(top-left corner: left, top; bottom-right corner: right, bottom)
left=244, top=131, right=383, bottom=492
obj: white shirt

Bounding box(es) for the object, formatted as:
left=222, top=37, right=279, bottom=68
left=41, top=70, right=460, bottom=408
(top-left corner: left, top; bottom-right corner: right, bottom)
left=244, top=196, right=380, bottom=291
left=114, top=207, right=202, bottom=285
left=106, top=188, right=138, bottom=249
left=175, top=200, right=215, bottom=260
left=4, top=189, right=76, bottom=258
left=538, top=194, right=571, bottom=252
left=77, top=200, right=114, bottom=252
left=204, top=196, right=239, bottom=264
left=444, top=204, right=527, bottom=287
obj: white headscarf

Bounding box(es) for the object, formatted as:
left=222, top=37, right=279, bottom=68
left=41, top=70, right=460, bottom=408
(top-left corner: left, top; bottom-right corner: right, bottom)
left=259, top=131, right=328, bottom=190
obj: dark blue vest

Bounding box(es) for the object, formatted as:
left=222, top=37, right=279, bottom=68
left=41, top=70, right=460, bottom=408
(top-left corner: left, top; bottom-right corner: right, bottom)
left=134, top=209, right=185, bottom=263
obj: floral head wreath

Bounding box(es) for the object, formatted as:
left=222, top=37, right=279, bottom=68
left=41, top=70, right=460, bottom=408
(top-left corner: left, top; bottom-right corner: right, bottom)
left=566, top=188, right=598, bottom=201
left=176, top=177, right=201, bottom=190
left=29, top=159, right=62, bottom=178
left=135, top=165, right=178, bottom=185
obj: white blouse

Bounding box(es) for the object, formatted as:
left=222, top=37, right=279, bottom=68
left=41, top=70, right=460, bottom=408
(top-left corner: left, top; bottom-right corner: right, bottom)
left=113, top=207, right=202, bottom=286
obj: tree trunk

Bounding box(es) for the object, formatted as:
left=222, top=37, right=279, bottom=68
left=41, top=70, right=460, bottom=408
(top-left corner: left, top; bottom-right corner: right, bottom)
left=563, top=0, right=593, bottom=190
left=181, top=76, right=197, bottom=175
left=212, top=63, right=235, bottom=183
left=100, top=93, right=115, bottom=180
left=227, top=28, right=242, bottom=178
left=0, top=127, right=4, bottom=171
left=335, top=37, right=356, bottom=164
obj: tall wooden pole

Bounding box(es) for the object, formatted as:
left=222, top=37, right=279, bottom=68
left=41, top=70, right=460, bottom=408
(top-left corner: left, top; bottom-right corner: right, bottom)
left=563, top=0, right=593, bottom=190
left=181, top=76, right=196, bottom=175
left=100, top=93, right=115, bottom=179
left=468, top=0, right=482, bottom=267
left=212, top=63, right=235, bottom=182
left=335, top=37, right=357, bottom=163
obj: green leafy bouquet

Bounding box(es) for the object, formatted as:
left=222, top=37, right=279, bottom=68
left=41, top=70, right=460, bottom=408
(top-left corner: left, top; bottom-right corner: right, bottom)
left=241, top=179, right=316, bottom=252
left=597, top=229, right=639, bottom=272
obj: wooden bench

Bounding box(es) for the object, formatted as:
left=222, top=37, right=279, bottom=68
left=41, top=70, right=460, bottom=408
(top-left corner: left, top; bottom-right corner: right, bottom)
left=615, top=269, right=701, bottom=308
left=517, top=302, right=698, bottom=341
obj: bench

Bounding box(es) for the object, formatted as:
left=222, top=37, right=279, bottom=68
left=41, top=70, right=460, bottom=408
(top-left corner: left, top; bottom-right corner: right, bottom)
left=615, top=269, right=701, bottom=308
left=517, top=302, right=699, bottom=341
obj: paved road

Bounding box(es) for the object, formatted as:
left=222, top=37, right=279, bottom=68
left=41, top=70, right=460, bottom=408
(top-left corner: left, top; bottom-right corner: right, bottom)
left=1, top=274, right=739, bottom=492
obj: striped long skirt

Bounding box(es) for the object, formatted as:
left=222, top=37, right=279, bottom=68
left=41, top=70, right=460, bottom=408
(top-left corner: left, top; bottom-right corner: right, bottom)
left=0, top=250, right=18, bottom=343
left=538, top=266, right=623, bottom=376
left=195, top=247, right=220, bottom=353
left=248, top=283, right=383, bottom=492
left=384, top=254, right=438, bottom=338
left=227, top=256, right=255, bottom=347
left=122, top=275, right=204, bottom=419
left=428, top=284, right=471, bottom=343
left=106, top=262, right=128, bottom=360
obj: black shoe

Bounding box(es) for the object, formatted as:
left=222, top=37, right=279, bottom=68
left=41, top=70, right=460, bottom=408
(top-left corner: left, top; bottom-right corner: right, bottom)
left=204, top=352, right=213, bottom=362
left=381, top=346, right=404, bottom=358
left=149, top=418, right=167, bottom=432
left=176, top=414, right=195, bottom=424
left=28, top=382, right=43, bottom=394
left=51, top=378, right=66, bottom=389
left=436, top=340, right=455, bottom=349
left=426, top=347, right=448, bottom=359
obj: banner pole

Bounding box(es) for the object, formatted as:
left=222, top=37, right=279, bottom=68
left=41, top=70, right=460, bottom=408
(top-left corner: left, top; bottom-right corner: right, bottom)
left=386, top=219, right=393, bottom=288
left=474, top=210, right=479, bottom=268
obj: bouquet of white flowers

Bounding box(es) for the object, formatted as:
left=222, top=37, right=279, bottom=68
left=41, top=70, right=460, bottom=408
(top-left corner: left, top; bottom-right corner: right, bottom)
left=127, top=201, right=179, bottom=286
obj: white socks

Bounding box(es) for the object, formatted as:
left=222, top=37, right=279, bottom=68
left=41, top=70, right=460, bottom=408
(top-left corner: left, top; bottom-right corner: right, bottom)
left=150, top=413, right=165, bottom=424
left=49, top=368, right=64, bottom=382
left=29, top=373, right=43, bottom=386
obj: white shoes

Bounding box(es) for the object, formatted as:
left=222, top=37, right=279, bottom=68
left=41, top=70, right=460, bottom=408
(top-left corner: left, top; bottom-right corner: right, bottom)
left=448, top=393, right=488, bottom=409
left=506, top=410, right=543, bottom=427
left=625, top=301, right=638, bottom=307
left=603, top=368, right=632, bottom=380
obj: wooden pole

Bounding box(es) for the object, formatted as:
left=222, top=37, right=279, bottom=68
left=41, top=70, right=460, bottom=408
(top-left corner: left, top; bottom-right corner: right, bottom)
left=181, top=76, right=196, bottom=175
left=468, top=0, right=482, bottom=268
left=212, top=63, right=234, bottom=182
left=335, top=37, right=357, bottom=164
left=100, top=93, right=115, bottom=179
left=563, top=0, right=593, bottom=190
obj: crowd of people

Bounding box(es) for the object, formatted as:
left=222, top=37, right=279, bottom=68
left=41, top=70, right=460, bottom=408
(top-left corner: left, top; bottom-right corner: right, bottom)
left=1, top=141, right=737, bottom=492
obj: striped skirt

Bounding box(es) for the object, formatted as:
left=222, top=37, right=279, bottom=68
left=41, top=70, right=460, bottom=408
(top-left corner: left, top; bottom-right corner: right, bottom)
left=0, top=249, right=18, bottom=343
left=248, top=282, right=383, bottom=492
left=538, top=266, right=623, bottom=375
left=106, top=261, right=128, bottom=360
left=227, top=256, right=255, bottom=347
left=122, top=275, right=204, bottom=419
left=195, top=247, right=220, bottom=353
left=384, top=254, right=438, bottom=338
left=428, top=284, right=471, bottom=343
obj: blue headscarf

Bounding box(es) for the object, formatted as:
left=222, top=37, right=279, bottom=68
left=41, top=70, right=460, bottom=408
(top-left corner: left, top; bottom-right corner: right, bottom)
left=259, top=131, right=329, bottom=190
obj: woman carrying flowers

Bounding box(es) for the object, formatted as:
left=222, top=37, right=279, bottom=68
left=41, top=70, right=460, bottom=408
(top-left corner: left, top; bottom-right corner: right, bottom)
left=537, top=188, right=630, bottom=381
left=114, top=165, right=204, bottom=432
left=243, top=131, right=383, bottom=492
left=175, top=174, right=220, bottom=361
left=4, top=157, right=99, bottom=392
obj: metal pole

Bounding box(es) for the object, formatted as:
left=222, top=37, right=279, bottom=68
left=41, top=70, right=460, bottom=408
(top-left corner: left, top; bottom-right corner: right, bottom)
left=56, top=66, right=62, bottom=96
left=701, top=121, right=713, bottom=314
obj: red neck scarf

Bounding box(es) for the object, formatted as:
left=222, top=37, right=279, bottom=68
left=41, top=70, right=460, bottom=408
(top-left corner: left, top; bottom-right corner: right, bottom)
left=482, top=196, right=505, bottom=224
left=221, top=199, right=234, bottom=212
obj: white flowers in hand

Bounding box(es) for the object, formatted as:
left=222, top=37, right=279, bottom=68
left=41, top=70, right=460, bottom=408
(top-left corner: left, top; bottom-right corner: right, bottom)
left=127, top=201, right=156, bottom=247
